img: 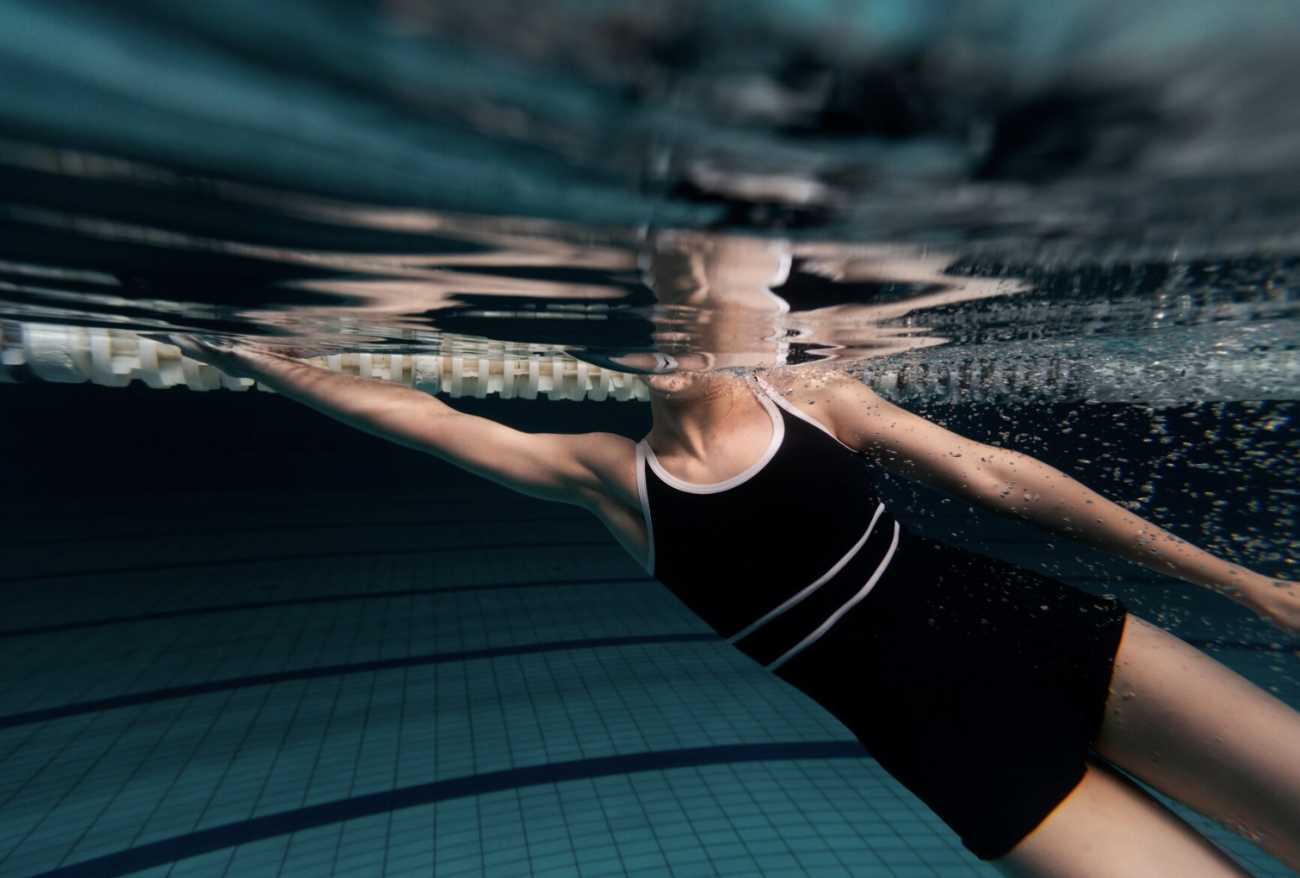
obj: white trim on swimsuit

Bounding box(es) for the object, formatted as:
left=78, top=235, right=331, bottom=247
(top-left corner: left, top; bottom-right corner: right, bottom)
left=639, top=387, right=784, bottom=495
left=765, top=520, right=900, bottom=672
left=634, top=441, right=655, bottom=574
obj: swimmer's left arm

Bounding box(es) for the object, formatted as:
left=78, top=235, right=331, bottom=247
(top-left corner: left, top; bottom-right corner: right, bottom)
left=802, top=371, right=1300, bottom=633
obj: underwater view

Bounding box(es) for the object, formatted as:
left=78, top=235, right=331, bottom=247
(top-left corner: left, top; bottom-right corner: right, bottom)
left=3, top=1, right=1300, bottom=876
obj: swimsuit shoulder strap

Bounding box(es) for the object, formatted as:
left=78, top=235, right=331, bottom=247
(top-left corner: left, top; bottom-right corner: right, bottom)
left=751, top=372, right=856, bottom=451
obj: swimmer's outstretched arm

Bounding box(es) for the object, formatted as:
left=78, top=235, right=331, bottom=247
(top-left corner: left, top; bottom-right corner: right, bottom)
left=167, top=336, right=632, bottom=508
left=800, top=371, right=1300, bottom=633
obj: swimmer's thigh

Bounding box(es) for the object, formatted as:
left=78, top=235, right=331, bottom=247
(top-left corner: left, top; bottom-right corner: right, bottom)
left=1094, top=615, right=1300, bottom=869
left=993, top=759, right=1253, bottom=878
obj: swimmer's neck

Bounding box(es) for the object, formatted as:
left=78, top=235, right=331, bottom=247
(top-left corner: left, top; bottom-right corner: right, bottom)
left=645, top=372, right=754, bottom=458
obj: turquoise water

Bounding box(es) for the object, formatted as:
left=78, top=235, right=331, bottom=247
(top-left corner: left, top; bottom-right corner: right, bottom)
left=2, top=2, right=1299, bottom=876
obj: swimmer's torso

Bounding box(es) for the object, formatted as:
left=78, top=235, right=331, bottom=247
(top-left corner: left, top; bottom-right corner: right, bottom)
left=636, top=377, right=900, bottom=670
left=578, top=370, right=1131, bottom=860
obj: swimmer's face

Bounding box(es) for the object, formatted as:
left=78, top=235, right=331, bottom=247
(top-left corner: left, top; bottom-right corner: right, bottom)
left=644, top=369, right=701, bottom=398
left=589, top=348, right=735, bottom=401
left=643, top=367, right=736, bottom=402
left=647, top=366, right=728, bottom=400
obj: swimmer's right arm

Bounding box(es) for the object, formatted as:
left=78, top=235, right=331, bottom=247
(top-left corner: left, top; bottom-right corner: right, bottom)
left=795, top=370, right=1300, bottom=633
left=168, top=336, right=633, bottom=507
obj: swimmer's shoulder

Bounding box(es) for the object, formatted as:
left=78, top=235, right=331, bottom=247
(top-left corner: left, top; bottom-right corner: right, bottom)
left=755, top=368, right=898, bottom=452
left=755, top=368, right=879, bottom=432
left=756, top=367, right=883, bottom=410
left=567, top=430, right=641, bottom=509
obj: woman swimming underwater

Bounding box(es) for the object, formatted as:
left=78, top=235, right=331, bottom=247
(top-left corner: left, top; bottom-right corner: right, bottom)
left=170, top=241, right=1300, bottom=876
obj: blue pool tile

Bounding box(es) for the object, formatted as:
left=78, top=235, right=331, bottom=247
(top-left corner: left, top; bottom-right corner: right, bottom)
left=3, top=490, right=1295, bottom=878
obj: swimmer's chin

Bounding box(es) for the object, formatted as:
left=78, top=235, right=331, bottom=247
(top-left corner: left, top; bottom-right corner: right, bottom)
left=644, top=371, right=696, bottom=395
left=644, top=368, right=736, bottom=399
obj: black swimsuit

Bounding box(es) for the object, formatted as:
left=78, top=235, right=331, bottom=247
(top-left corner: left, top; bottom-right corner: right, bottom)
left=637, top=377, right=1128, bottom=860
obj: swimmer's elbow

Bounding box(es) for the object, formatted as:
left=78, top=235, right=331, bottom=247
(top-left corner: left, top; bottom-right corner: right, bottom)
left=962, top=450, right=1080, bottom=521
left=939, top=449, right=1026, bottom=511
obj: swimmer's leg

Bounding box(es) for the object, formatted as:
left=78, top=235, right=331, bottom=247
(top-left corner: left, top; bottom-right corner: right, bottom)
left=991, top=759, right=1253, bottom=878
left=1088, top=615, right=1300, bottom=870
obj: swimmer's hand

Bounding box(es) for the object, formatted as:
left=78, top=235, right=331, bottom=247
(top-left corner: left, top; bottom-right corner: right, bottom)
left=165, top=334, right=300, bottom=380
left=1239, top=574, right=1300, bottom=636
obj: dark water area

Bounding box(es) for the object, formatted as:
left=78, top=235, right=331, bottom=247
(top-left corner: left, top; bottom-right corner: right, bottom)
left=1, top=380, right=650, bottom=498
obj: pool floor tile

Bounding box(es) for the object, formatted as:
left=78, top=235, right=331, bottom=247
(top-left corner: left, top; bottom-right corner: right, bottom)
left=0, top=488, right=1294, bottom=877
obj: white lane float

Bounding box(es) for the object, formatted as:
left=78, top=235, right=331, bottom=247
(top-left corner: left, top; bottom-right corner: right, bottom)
left=0, top=321, right=650, bottom=401
left=3, top=320, right=1299, bottom=406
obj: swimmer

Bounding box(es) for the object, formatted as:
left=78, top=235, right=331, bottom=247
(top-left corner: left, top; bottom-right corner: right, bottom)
left=169, top=232, right=1300, bottom=877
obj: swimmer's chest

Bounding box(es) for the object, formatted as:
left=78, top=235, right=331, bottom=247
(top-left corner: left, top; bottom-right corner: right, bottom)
left=648, top=409, right=882, bottom=579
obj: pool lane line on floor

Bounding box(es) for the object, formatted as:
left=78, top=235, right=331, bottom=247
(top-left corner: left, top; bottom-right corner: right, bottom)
left=0, top=633, right=720, bottom=731
left=20, top=741, right=872, bottom=878
left=0, top=576, right=655, bottom=639
left=4, top=625, right=1293, bottom=733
